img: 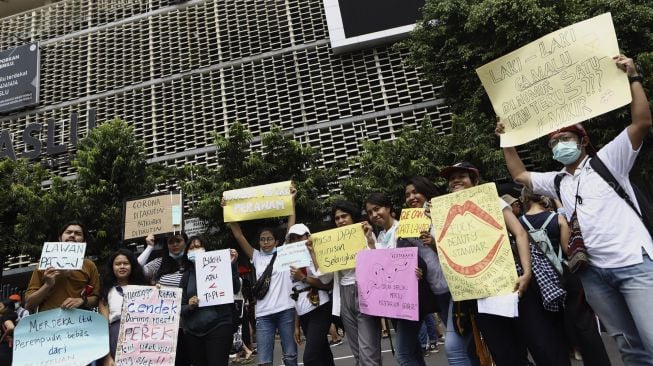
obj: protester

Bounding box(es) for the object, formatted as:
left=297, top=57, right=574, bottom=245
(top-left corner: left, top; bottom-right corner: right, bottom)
left=180, top=237, right=240, bottom=366
left=0, top=299, right=17, bottom=366
left=497, top=54, right=653, bottom=364
left=99, top=249, right=149, bottom=366
left=224, top=188, right=298, bottom=366
left=8, top=294, right=28, bottom=321
left=25, top=221, right=100, bottom=312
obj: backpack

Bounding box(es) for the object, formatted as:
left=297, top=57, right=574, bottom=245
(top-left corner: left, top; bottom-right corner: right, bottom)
left=520, top=213, right=564, bottom=275
left=554, top=156, right=653, bottom=241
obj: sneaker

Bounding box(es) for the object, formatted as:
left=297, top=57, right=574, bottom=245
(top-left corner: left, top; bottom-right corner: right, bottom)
left=428, top=343, right=439, bottom=353
left=436, top=336, right=445, bottom=345
left=573, top=350, right=583, bottom=361
left=329, top=339, right=343, bottom=347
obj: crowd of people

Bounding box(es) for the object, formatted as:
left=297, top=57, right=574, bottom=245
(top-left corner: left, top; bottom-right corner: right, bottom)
left=0, top=55, right=650, bottom=366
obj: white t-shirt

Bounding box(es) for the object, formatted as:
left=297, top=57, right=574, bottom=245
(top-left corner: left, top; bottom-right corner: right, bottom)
left=531, top=128, right=653, bottom=268
left=376, top=220, right=399, bottom=249
left=339, top=268, right=356, bottom=286
left=252, top=249, right=295, bottom=318
left=293, top=264, right=333, bottom=316
left=107, top=285, right=132, bottom=323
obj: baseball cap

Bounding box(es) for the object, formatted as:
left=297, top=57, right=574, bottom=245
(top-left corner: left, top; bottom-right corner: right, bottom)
left=9, top=294, right=20, bottom=302
left=548, top=124, right=597, bottom=155
left=286, top=223, right=311, bottom=240
left=440, top=161, right=481, bottom=180
left=501, top=194, right=518, bottom=206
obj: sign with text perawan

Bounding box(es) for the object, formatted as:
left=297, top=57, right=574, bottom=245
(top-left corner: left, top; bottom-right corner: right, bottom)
left=430, top=183, right=517, bottom=301
left=124, top=193, right=182, bottom=240
left=13, top=308, right=109, bottom=366
left=38, top=242, right=86, bottom=270
left=356, top=247, right=419, bottom=321
left=115, top=286, right=182, bottom=366
left=476, top=13, right=630, bottom=147
left=396, top=208, right=431, bottom=238
left=274, top=241, right=312, bottom=271
left=312, top=223, right=367, bottom=273
left=196, top=250, right=234, bottom=307
left=223, top=181, right=294, bottom=222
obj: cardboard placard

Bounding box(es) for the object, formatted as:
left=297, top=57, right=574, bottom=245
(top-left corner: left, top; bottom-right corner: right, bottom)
left=38, top=242, right=86, bottom=270
left=396, top=208, right=431, bottom=238
left=222, top=181, right=293, bottom=222
left=274, top=241, right=312, bottom=271
left=195, top=250, right=235, bottom=307
left=124, top=193, right=182, bottom=240
left=311, top=223, right=367, bottom=273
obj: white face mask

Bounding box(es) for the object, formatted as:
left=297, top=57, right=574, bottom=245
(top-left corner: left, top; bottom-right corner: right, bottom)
left=187, top=248, right=205, bottom=263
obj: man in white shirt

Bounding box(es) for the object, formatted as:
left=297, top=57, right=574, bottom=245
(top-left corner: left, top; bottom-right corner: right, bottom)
left=497, top=55, right=653, bottom=365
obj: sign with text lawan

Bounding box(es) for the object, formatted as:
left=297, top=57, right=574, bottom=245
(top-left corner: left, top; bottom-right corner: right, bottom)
left=222, top=181, right=293, bottom=222
left=476, top=13, right=630, bottom=147
left=312, top=223, right=367, bottom=273
left=38, top=242, right=86, bottom=270
left=124, top=193, right=182, bottom=240
left=430, top=183, right=517, bottom=301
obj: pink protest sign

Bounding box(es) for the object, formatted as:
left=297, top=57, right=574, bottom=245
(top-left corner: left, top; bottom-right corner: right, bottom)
left=356, top=247, right=419, bottom=321
left=115, top=286, right=182, bottom=366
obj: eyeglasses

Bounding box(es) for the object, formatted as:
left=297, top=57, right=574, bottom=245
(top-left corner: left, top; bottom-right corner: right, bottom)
left=548, top=134, right=578, bottom=148
left=259, top=237, right=275, bottom=243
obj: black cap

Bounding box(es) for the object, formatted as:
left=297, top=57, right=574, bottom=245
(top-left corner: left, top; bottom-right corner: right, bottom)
left=440, top=161, right=481, bottom=180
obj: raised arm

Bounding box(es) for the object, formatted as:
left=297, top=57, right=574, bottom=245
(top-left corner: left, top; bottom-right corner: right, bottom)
left=222, top=197, right=255, bottom=259
left=616, top=55, right=653, bottom=150
left=496, top=119, right=532, bottom=188
left=286, top=185, right=298, bottom=236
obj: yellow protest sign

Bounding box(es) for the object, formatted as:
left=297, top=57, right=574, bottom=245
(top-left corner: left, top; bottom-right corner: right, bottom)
left=312, top=223, right=367, bottom=273
left=223, top=181, right=294, bottom=222
left=430, top=183, right=517, bottom=301
left=124, top=193, right=182, bottom=240
left=396, top=208, right=431, bottom=238
left=476, top=13, right=631, bottom=147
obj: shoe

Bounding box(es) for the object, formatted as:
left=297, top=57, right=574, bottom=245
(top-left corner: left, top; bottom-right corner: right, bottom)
left=428, top=343, right=439, bottom=353
left=329, top=339, right=343, bottom=347
left=573, top=350, right=582, bottom=361
left=436, top=336, right=445, bottom=345
left=337, top=327, right=345, bottom=337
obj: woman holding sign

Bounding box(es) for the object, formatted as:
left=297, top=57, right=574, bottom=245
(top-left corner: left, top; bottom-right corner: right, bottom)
left=224, top=190, right=299, bottom=366
left=180, top=238, right=241, bottom=366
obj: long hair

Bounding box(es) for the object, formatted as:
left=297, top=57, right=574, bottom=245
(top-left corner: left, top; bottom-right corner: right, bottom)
left=331, top=200, right=362, bottom=226
left=405, top=176, right=441, bottom=201
left=155, top=234, right=191, bottom=280
left=101, top=249, right=148, bottom=301
left=364, top=192, right=393, bottom=213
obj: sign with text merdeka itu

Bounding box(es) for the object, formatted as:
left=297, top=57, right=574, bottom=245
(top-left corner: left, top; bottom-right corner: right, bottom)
left=274, top=241, right=312, bottom=271
left=311, top=223, right=368, bottom=273
left=38, top=242, right=86, bottom=270
left=356, top=247, right=419, bottom=321
left=0, top=42, right=40, bottom=113
left=430, top=183, right=518, bottom=301
left=124, top=193, right=182, bottom=240
left=115, top=286, right=182, bottom=366
left=397, top=208, right=431, bottom=238
left=13, top=308, right=109, bottom=366
left=476, top=13, right=630, bottom=147
left=195, top=250, right=234, bottom=307
left=222, top=181, right=294, bottom=222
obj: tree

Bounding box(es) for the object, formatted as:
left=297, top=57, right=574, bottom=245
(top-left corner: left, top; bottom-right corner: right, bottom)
left=403, top=0, right=653, bottom=180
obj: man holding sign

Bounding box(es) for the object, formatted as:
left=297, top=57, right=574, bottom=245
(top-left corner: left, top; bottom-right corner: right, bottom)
left=498, top=55, right=653, bottom=362
left=25, top=221, right=100, bottom=312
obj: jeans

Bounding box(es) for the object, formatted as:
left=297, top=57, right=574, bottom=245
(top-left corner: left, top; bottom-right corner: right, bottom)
left=444, top=300, right=478, bottom=366
left=394, top=319, right=426, bottom=366
left=418, top=314, right=437, bottom=347
left=256, top=307, right=298, bottom=366
left=579, top=252, right=653, bottom=366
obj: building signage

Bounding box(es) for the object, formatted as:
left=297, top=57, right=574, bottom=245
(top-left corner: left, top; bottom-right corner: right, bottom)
left=0, top=43, right=40, bottom=113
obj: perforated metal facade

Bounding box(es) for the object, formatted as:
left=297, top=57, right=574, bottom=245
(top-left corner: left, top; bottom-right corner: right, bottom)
left=0, top=0, right=451, bottom=178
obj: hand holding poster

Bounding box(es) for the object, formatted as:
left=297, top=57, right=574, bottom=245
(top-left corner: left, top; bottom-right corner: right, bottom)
left=115, top=286, right=182, bottom=366
left=356, top=247, right=419, bottom=321
left=223, top=181, right=294, bottom=222
left=13, top=308, right=109, bottom=366
left=274, top=241, right=312, bottom=271
left=196, top=250, right=235, bottom=307
left=38, top=242, right=86, bottom=270
left=311, top=223, right=367, bottom=273
left=430, top=183, right=517, bottom=301
left=124, top=193, right=183, bottom=240
left=396, top=208, right=431, bottom=238
left=476, top=13, right=630, bottom=146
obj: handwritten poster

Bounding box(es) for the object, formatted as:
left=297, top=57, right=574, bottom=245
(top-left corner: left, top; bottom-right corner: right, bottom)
left=38, top=242, right=86, bottom=270
left=223, top=181, right=293, bottom=222
left=396, top=208, right=431, bottom=238
left=356, top=247, right=419, bottom=321
left=13, top=308, right=109, bottom=366
left=476, top=13, right=630, bottom=147
left=124, top=193, right=183, bottom=240
left=430, top=183, right=517, bottom=301
left=312, top=223, right=367, bottom=273
left=274, top=241, right=312, bottom=271
left=115, top=286, right=182, bottom=366
left=195, top=250, right=234, bottom=307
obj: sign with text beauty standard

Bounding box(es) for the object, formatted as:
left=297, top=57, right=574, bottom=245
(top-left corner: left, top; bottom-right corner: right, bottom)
left=195, top=249, right=234, bottom=307
left=396, top=208, right=431, bottom=238
left=430, top=183, right=517, bottom=301
left=115, top=286, right=182, bottom=366
left=13, top=309, right=109, bottom=366
left=274, top=240, right=312, bottom=271
left=356, top=247, right=419, bottom=321
left=38, top=242, right=86, bottom=270
left=311, top=223, right=367, bottom=273
left=476, top=13, right=630, bottom=147
left=222, top=181, right=294, bottom=222
left=124, top=193, right=182, bottom=240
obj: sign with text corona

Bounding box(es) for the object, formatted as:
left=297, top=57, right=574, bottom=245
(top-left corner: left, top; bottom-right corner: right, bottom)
left=430, top=184, right=517, bottom=301
left=222, top=181, right=294, bottom=222
left=476, top=13, right=630, bottom=147
left=124, top=193, right=182, bottom=240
